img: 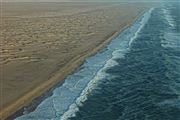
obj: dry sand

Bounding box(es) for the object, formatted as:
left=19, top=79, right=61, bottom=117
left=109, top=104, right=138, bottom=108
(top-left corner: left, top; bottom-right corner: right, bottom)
left=0, top=2, right=155, bottom=120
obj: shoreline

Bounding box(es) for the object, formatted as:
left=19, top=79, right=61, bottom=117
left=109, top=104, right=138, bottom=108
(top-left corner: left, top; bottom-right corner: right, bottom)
left=1, top=9, right=146, bottom=120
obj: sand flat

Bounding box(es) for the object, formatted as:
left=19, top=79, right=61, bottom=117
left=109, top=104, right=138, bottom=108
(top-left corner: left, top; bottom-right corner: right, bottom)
left=0, top=2, right=154, bottom=119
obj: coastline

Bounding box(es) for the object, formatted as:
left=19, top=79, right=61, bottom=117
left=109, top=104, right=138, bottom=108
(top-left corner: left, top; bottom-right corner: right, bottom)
left=1, top=7, right=148, bottom=120
left=1, top=26, right=127, bottom=120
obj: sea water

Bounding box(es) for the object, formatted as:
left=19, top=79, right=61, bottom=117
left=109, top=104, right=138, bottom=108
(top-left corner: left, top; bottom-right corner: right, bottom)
left=16, top=2, right=180, bottom=120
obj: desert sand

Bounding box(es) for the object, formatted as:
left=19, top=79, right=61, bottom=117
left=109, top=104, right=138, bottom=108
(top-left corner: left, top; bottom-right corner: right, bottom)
left=0, top=2, right=154, bottom=120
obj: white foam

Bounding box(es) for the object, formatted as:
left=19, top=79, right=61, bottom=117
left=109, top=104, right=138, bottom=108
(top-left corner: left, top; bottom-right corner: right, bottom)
left=61, top=55, right=112, bottom=120
left=156, top=5, right=178, bottom=48
left=16, top=8, right=154, bottom=120
left=162, top=7, right=175, bottom=28
left=128, top=8, right=154, bottom=47
left=60, top=8, right=154, bottom=120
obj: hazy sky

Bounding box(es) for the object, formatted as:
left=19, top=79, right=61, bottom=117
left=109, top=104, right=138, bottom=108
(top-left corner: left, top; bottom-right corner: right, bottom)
left=3, top=0, right=179, bottom=2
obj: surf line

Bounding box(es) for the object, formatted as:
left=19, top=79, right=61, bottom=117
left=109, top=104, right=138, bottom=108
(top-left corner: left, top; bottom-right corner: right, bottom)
left=128, top=8, right=154, bottom=47
left=162, top=5, right=175, bottom=28
left=60, top=7, right=155, bottom=120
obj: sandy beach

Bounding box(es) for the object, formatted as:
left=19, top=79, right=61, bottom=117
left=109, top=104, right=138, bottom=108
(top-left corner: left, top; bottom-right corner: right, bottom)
left=0, top=2, right=154, bottom=119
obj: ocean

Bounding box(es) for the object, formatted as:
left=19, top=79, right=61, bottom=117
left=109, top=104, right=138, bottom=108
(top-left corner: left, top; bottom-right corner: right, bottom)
left=16, top=2, right=180, bottom=120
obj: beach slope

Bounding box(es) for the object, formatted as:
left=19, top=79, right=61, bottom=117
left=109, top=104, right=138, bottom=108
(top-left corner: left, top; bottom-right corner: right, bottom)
left=0, top=2, right=153, bottom=119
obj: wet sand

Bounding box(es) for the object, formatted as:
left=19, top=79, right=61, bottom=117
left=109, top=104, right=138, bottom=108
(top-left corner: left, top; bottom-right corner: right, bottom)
left=0, top=2, right=154, bottom=120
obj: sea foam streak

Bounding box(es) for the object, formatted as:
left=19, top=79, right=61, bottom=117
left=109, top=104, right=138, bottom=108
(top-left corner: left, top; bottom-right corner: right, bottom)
left=161, top=3, right=180, bottom=103
left=128, top=8, right=154, bottom=47
left=16, top=8, right=153, bottom=120
left=161, top=4, right=180, bottom=49
left=60, top=8, right=154, bottom=120
left=162, top=5, right=175, bottom=28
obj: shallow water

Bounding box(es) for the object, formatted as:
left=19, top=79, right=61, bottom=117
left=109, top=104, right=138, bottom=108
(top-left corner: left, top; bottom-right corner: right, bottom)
left=16, top=2, right=180, bottom=120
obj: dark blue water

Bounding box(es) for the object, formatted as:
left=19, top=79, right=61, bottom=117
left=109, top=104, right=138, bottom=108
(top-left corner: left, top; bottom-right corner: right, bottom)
left=16, top=2, right=180, bottom=120
left=67, top=3, right=180, bottom=120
